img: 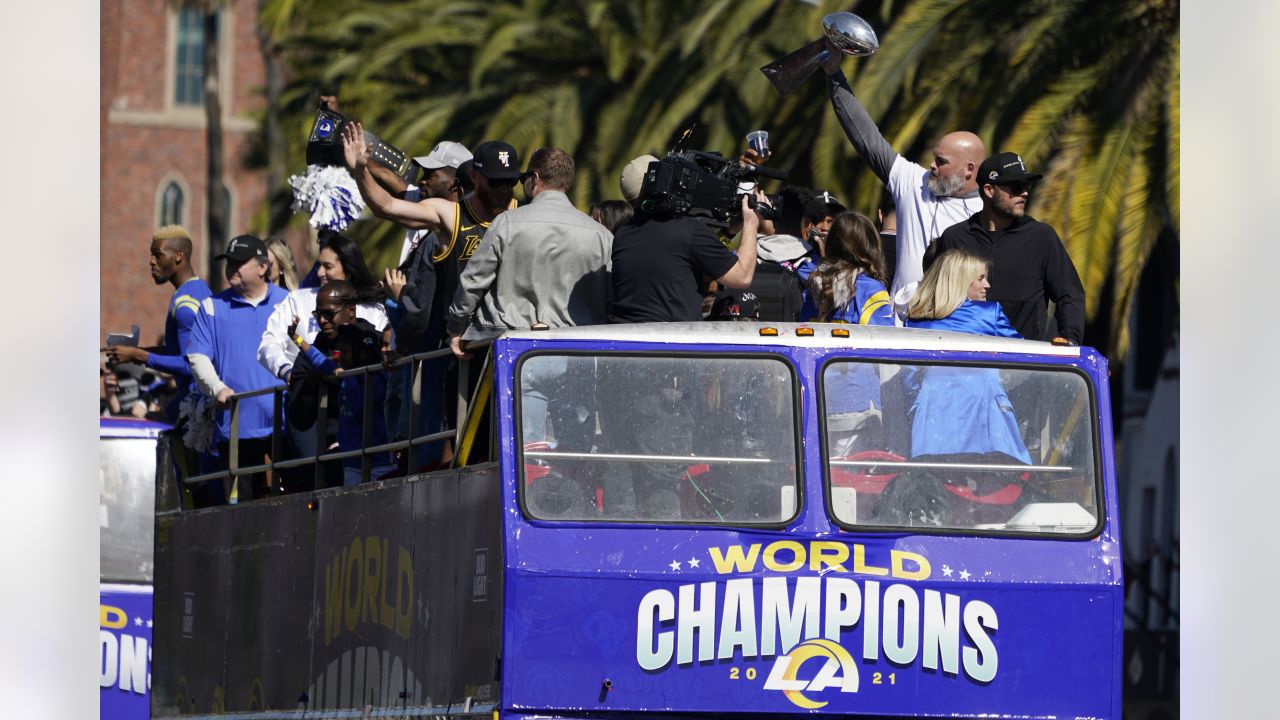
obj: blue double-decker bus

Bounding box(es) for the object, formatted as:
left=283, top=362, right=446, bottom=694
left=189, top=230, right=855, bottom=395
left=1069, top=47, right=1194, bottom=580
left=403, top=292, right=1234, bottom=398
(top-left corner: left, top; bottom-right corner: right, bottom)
left=151, top=322, right=1120, bottom=719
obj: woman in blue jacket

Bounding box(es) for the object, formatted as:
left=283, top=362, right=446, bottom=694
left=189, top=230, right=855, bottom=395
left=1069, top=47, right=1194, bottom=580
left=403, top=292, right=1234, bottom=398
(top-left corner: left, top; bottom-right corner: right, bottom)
left=904, top=249, right=1029, bottom=463
left=799, top=212, right=895, bottom=456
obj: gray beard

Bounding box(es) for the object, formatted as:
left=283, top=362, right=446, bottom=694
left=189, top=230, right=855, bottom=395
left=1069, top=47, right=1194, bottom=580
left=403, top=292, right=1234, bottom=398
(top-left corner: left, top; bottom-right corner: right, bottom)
left=926, top=172, right=966, bottom=197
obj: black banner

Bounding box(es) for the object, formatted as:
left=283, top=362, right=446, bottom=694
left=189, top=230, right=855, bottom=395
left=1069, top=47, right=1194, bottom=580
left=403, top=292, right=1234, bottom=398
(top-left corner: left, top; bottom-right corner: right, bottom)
left=152, top=467, right=503, bottom=716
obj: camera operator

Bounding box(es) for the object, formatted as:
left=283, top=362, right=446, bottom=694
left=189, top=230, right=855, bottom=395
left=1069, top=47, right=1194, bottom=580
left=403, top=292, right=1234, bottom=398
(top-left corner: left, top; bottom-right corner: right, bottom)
left=608, top=155, right=763, bottom=324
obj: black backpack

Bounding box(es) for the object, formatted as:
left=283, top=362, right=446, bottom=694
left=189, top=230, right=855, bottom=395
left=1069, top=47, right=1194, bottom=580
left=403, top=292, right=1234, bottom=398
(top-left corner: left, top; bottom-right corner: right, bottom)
left=748, top=261, right=804, bottom=322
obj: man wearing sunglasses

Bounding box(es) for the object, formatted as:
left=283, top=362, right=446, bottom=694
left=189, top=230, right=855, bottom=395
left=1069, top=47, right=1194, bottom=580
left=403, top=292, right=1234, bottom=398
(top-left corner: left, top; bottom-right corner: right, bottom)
left=927, top=152, right=1085, bottom=345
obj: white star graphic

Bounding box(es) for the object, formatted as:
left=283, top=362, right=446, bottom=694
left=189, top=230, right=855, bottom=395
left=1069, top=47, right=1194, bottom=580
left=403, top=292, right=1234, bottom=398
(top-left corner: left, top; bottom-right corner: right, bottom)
left=941, top=565, right=953, bottom=577
left=688, top=557, right=700, bottom=568
left=959, top=569, right=971, bottom=581
left=134, top=616, right=143, bottom=627
left=146, top=619, right=153, bottom=628
left=669, top=559, right=682, bottom=571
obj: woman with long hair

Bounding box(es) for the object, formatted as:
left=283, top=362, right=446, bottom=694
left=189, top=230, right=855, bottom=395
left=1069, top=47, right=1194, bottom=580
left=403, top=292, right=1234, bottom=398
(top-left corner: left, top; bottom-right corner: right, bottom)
left=902, top=248, right=1028, bottom=462
left=905, top=248, right=1018, bottom=337
left=804, top=212, right=895, bottom=457
left=265, top=237, right=299, bottom=291
left=802, top=211, right=893, bottom=326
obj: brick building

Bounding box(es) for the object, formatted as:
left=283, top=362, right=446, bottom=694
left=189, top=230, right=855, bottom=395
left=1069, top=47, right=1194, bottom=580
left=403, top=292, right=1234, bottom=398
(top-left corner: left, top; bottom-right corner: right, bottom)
left=101, top=0, right=270, bottom=346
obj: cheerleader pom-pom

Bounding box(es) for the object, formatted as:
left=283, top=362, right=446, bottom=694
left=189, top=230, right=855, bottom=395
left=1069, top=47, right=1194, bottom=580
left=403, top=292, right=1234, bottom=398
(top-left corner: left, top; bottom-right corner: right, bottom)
left=178, top=393, right=216, bottom=453
left=288, top=164, right=367, bottom=232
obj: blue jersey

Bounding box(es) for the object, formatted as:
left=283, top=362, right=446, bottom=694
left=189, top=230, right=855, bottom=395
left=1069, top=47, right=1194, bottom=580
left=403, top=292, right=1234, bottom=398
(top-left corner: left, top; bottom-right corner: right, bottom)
left=788, top=256, right=892, bottom=327
left=145, top=277, right=213, bottom=381
left=186, top=285, right=289, bottom=442
left=906, top=299, right=1020, bottom=337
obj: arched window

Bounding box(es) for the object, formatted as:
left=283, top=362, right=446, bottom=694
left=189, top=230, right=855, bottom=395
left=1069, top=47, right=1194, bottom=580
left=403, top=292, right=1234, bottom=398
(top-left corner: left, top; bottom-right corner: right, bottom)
left=160, top=181, right=184, bottom=226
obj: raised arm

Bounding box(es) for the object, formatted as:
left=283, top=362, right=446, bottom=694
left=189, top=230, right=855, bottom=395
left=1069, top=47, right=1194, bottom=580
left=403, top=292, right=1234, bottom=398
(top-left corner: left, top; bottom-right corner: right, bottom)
left=341, top=122, right=454, bottom=235
left=822, top=59, right=898, bottom=184
left=716, top=195, right=762, bottom=289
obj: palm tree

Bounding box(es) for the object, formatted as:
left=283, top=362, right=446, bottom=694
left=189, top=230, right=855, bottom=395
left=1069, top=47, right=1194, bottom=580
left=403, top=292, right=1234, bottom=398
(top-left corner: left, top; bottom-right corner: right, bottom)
left=829, top=0, right=1179, bottom=355
left=261, top=0, right=1177, bottom=357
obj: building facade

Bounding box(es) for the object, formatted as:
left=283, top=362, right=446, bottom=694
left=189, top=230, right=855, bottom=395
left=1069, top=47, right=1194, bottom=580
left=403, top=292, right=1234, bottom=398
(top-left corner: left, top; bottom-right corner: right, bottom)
left=101, top=0, right=268, bottom=346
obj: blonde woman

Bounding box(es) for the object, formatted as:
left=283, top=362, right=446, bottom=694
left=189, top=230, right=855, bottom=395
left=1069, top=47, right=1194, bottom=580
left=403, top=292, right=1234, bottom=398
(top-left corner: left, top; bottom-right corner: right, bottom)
left=265, top=237, right=299, bottom=291
left=906, top=248, right=1018, bottom=337
left=903, top=248, right=1028, bottom=464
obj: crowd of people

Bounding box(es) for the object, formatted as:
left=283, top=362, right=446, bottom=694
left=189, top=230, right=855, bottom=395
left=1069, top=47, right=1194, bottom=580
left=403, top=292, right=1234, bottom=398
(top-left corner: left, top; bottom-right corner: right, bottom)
left=101, top=63, right=1087, bottom=507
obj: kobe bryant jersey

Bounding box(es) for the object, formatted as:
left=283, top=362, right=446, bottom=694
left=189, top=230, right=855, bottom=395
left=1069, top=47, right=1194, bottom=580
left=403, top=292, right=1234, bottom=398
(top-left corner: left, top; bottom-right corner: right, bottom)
left=429, top=195, right=517, bottom=343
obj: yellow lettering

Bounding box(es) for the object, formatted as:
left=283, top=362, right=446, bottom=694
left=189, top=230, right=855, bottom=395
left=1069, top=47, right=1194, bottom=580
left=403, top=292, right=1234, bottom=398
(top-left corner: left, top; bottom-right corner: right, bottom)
left=852, top=544, right=888, bottom=576
left=395, top=546, right=414, bottom=639
left=100, top=604, right=127, bottom=629
left=344, top=538, right=363, bottom=632
left=809, top=541, right=849, bottom=573
left=891, top=550, right=931, bottom=580
left=762, top=541, right=806, bottom=572
left=709, top=544, right=761, bottom=574
left=363, top=537, right=382, bottom=625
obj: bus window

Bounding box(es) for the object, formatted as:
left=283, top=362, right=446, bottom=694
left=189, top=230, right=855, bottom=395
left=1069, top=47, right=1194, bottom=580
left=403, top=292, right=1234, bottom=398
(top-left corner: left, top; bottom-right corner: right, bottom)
left=823, top=360, right=1099, bottom=535
left=518, top=354, right=800, bottom=524
left=100, top=437, right=157, bottom=583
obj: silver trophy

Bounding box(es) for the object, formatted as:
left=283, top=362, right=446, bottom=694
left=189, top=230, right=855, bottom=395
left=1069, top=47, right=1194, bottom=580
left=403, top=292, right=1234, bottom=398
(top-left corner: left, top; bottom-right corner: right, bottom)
left=760, top=12, right=879, bottom=97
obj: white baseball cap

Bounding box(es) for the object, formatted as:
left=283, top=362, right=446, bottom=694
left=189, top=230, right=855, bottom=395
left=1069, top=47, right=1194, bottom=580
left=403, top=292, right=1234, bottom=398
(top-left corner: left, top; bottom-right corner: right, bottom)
left=413, top=141, right=472, bottom=170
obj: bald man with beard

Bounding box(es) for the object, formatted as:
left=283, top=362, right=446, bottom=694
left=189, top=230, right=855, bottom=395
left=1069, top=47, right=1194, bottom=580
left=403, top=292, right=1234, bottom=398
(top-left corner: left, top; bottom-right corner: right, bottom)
left=820, top=54, right=986, bottom=320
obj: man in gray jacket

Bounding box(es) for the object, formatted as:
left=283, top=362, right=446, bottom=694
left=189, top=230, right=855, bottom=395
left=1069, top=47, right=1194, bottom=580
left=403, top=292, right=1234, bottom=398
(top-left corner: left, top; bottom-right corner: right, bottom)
left=446, top=147, right=611, bottom=449
left=445, top=146, right=612, bottom=354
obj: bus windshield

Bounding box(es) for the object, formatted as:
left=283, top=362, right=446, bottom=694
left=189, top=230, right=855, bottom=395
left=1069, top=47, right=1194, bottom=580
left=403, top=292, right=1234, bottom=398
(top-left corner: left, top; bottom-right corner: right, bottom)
left=822, top=359, right=1100, bottom=535
left=517, top=353, right=800, bottom=524
left=100, top=436, right=157, bottom=583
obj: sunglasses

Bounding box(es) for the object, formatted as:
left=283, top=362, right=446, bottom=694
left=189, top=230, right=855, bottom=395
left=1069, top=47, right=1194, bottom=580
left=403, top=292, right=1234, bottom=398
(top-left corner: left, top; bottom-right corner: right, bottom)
left=312, top=306, right=351, bottom=322
left=995, top=180, right=1033, bottom=195
left=486, top=177, right=518, bottom=189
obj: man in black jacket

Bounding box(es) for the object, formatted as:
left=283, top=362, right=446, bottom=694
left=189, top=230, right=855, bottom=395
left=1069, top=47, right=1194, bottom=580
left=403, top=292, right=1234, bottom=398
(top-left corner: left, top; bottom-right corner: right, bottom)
left=928, top=152, right=1086, bottom=344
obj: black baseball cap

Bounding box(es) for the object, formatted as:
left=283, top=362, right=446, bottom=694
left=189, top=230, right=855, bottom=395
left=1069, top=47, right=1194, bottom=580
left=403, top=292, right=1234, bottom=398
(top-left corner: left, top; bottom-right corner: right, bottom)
left=978, top=152, right=1043, bottom=186
left=470, top=140, right=521, bottom=180
left=215, top=234, right=269, bottom=263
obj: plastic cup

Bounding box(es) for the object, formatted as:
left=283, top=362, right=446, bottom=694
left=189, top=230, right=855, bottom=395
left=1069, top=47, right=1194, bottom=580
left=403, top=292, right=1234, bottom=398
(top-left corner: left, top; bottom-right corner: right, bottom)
left=746, top=130, right=770, bottom=159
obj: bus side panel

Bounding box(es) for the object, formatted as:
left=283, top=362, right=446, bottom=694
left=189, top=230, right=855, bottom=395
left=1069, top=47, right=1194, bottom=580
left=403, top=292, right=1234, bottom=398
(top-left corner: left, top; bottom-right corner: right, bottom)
left=402, top=465, right=504, bottom=713
left=153, top=498, right=320, bottom=714
left=153, top=469, right=502, bottom=717
left=100, top=584, right=153, bottom=720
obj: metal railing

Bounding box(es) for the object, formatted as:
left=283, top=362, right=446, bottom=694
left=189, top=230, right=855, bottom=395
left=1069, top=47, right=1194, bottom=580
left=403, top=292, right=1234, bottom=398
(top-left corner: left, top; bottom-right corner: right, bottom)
left=181, top=340, right=494, bottom=504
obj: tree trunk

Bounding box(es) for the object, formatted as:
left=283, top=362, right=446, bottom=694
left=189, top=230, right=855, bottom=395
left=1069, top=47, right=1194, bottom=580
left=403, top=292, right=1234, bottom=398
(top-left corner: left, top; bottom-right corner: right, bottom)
left=256, top=1, right=287, bottom=232
left=203, top=9, right=228, bottom=287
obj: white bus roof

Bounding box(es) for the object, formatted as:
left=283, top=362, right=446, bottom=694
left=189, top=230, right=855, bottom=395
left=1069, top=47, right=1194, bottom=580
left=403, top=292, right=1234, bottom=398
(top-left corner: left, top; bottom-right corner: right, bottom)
left=498, top=322, right=1083, bottom=357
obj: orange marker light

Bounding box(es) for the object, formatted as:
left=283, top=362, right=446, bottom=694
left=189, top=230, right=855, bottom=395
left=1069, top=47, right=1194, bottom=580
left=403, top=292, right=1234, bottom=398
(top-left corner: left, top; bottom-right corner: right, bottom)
left=759, top=327, right=779, bottom=336
left=796, top=327, right=814, bottom=337
left=831, top=328, right=850, bottom=338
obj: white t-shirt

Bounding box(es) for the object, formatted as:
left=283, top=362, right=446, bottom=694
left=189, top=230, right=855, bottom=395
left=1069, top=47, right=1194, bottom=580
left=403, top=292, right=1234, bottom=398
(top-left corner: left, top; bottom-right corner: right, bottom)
left=886, top=156, right=982, bottom=320
left=257, top=287, right=388, bottom=379
left=398, top=186, right=434, bottom=266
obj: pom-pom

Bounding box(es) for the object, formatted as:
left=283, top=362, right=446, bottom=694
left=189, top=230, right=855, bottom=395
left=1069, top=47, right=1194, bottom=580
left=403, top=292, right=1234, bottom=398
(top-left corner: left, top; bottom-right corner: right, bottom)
left=288, top=165, right=366, bottom=232
left=178, top=392, right=216, bottom=453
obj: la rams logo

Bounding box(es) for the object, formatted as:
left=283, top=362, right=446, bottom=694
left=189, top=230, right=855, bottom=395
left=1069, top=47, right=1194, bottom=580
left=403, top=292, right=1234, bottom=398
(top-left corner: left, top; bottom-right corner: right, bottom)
left=316, top=118, right=335, bottom=139
left=762, top=639, right=859, bottom=709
